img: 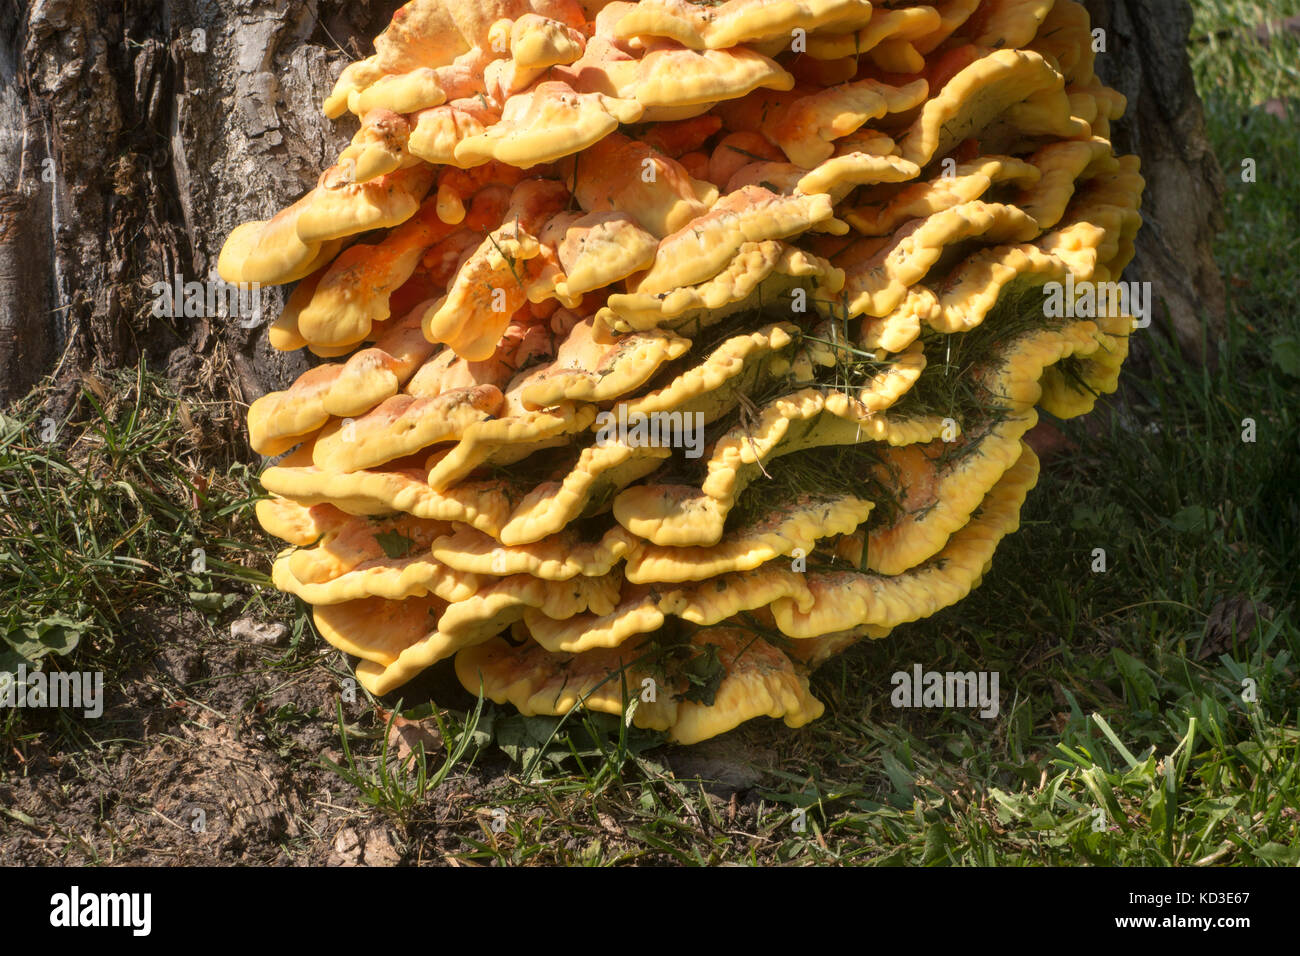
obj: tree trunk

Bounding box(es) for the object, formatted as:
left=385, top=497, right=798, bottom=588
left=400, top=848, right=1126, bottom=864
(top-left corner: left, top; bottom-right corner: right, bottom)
left=0, top=0, right=390, bottom=413
left=1086, top=0, right=1228, bottom=361
left=0, top=0, right=1227, bottom=411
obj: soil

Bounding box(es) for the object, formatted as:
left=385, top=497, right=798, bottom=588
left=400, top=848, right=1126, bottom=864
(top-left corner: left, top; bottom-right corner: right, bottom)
left=0, top=607, right=432, bottom=865
left=0, top=606, right=782, bottom=865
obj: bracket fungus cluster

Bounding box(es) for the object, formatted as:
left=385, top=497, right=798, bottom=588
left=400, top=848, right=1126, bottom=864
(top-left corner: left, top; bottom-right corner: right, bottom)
left=226, top=0, right=1143, bottom=744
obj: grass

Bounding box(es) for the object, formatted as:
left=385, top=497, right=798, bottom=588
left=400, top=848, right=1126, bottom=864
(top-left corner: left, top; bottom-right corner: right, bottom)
left=322, top=697, right=488, bottom=831
left=2, top=0, right=1296, bottom=866
left=0, top=366, right=267, bottom=692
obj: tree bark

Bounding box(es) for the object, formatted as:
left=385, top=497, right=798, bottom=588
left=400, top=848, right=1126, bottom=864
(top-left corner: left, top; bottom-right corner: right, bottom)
left=0, top=0, right=390, bottom=412
left=0, top=0, right=1227, bottom=411
left=1086, top=0, right=1228, bottom=361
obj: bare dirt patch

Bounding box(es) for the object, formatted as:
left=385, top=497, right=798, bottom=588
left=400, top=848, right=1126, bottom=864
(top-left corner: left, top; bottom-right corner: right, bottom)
left=1, top=608, right=376, bottom=864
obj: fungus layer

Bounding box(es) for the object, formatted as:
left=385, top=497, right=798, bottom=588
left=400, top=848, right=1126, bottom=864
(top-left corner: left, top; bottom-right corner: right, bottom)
left=228, top=0, right=1143, bottom=743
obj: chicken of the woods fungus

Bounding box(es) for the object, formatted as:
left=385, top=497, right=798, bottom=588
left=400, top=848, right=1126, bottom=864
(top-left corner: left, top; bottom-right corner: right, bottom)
left=227, top=0, right=1143, bottom=745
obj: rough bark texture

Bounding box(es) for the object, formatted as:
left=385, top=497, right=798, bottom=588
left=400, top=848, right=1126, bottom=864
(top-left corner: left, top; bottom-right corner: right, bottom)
left=1086, top=0, right=1228, bottom=361
left=0, top=0, right=390, bottom=410
left=0, top=0, right=1227, bottom=410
